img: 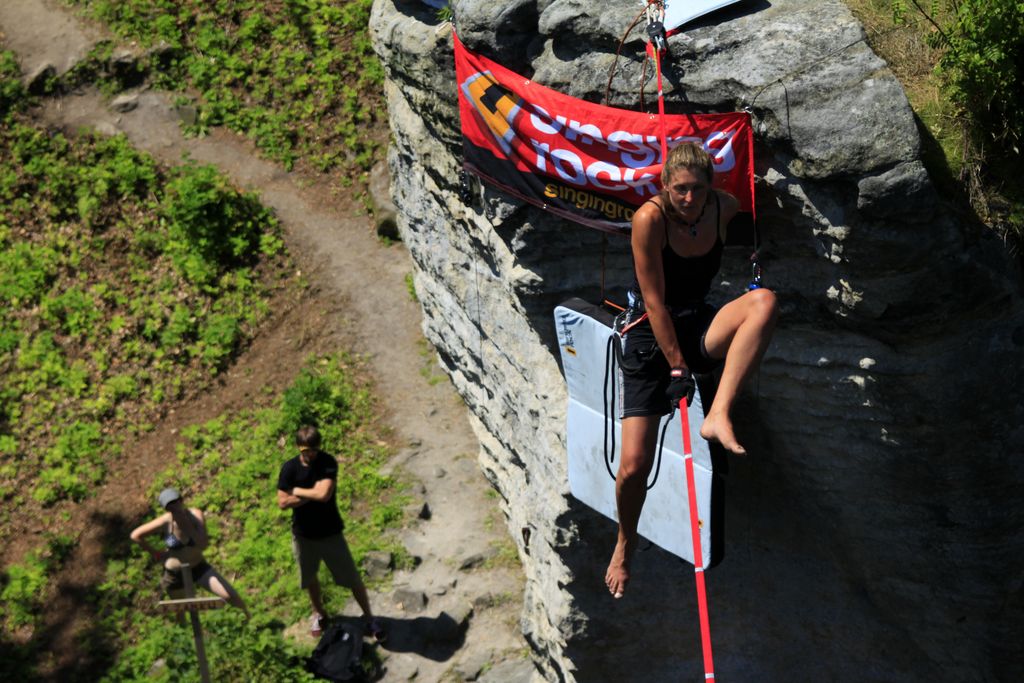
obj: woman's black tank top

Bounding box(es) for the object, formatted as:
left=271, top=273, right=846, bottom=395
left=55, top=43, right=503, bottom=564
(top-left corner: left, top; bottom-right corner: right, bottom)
left=632, top=192, right=723, bottom=307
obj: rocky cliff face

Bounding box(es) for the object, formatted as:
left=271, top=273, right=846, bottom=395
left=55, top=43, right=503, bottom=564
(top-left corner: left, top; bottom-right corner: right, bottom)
left=370, top=1, right=1024, bottom=680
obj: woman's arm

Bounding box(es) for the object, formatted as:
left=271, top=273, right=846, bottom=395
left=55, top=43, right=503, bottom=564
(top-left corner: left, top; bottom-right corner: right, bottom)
left=632, top=203, right=686, bottom=370
left=129, top=513, right=170, bottom=561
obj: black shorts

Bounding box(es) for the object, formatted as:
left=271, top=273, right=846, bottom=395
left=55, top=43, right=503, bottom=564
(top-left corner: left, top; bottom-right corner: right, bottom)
left=160, top=561, right=213, bottom=594
left=619, top=304, right=721, bottom=418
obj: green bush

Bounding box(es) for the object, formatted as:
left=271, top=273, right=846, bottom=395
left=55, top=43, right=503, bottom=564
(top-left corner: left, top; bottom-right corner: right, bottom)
left=65, top=0, right=386, bottom=177
left=0, top=243, right=59, bottom=306
left=279, top=361, right=353, bottom=436
left=1, top=101, right=288, bottom=506
left=160, top=163, right=278, bottom=286
left=1, top=534, right=76, bottom=629
left=1, top=552, right=50, bottom=627
left=935, top=0, right=1023, bottom=148
left=932, top=0, right=1024, bottom=236
left=197, top=312, right=241, bottom=369
left=40, top=287, right=103, bottom=340
left=34, top=420, right=110, bottom=503
left=882, top=0, right=1024, bottom=237
left=0, top=51, right=26, bottom=116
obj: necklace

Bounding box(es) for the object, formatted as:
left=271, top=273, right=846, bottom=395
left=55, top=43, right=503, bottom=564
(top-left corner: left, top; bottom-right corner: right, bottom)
left=679, top=198, right=708, bottom=237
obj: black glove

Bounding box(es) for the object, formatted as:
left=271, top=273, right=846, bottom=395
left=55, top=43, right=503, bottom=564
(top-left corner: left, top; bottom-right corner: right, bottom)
left=665, top=367, right=695, bottom=408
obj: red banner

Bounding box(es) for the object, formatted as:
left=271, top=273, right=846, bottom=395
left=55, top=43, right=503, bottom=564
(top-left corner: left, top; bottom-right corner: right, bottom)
left=454, top=33, right=755, bottom=234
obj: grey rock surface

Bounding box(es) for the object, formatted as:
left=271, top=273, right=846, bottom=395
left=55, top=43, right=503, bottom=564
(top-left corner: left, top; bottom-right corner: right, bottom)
left=110, top=93, right=139, bottom=113
left=0, top=0, right=101, bottom=79
left=24, top=61, right=55, bottom=93
left=372, top=1, right=1024, bottom=681
left=454, top=648, right=492, bottom=681
left=458, top=548, right=494, bottom=571
left=369, top=160, right=400, bottom=239
left=392, top=586, right=429, bottom=613
left=477, top=658, right=537, bottom=683
left=361, top=550, right=394, bottom=579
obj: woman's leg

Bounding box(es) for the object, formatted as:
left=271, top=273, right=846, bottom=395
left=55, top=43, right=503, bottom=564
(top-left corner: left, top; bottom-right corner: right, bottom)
left=201, top=568, right=251, bottom=619
left=700, top=288, right=778, bottom=454
left=605, top=415, right=662, bottom=598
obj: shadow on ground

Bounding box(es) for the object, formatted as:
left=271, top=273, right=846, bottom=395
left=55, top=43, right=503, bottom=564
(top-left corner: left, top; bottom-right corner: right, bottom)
left=329, top=610, right=467, bottom=661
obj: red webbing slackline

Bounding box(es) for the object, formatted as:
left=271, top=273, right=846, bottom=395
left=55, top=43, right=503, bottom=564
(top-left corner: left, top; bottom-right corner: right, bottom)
left=679, top=397, right=716, bottom=680
left=649, top=40, right=670, bottom=174
left=649, top=5, right=717, bottom=676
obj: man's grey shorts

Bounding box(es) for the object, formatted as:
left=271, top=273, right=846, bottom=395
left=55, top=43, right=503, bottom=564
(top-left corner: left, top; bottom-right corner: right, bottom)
left=292, top=533, right=360, bottom=589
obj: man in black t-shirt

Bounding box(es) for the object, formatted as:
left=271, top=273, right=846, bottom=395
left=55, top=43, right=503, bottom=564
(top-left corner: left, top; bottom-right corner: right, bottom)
left=277, top=425, right=386, bottom=640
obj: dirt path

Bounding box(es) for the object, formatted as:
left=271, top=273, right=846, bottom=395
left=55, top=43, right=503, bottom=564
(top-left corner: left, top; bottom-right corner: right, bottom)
left=0, top=2, right=533, bottom=681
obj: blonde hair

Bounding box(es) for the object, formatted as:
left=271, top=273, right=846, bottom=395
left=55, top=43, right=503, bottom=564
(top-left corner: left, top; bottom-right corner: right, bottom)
left=661, top=141, right=714, bottom=186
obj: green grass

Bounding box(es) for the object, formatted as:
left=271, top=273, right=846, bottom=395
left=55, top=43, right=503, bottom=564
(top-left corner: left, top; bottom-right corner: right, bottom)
left=404, top=272, right=419, bottom=303
left=417, top=338, right=448, bottom=386
left=92, top=354, right=403, bottom=682
left=483, top=538, right=521, bottom=571
left=1, top=534, right=76, bottom=631
left=63, top=0, right=386, bottom=180
left=0, top=53, right=289, bottom=509
left=0, top=27, right=401, bottom=678
left=846, top=0, right=1024, bottom=244
left=845, top=3, right=963, bottom=171
left=0, top=51, right=291, bottom=664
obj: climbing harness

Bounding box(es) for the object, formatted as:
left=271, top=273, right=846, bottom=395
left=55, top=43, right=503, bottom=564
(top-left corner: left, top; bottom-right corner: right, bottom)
left=601, top=306, right=670, bottom=491
left=458, top=169, right=474, bottom=205
left=748, top=252, right=763, bottom=290
left=679, top=395, right=716, bottom=680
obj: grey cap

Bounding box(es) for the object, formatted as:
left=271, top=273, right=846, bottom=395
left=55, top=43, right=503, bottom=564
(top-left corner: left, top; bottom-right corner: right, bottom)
left=158, top=487, right=182, bottom=509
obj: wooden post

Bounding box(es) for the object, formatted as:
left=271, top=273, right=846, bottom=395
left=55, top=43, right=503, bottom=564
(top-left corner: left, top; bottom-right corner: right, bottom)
left=155, top=563, right=226, bottom=683
left=182, top=564, right=211, bottom=683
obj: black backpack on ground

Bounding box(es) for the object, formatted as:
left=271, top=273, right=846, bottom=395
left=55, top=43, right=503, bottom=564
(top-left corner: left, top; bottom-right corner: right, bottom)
left=307, top=621, right=365, bottom=682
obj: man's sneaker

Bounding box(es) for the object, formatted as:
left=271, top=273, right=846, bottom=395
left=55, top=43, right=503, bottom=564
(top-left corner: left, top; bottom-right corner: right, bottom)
left=367, top=616, right=388, bottom=643
left=310, top=613, right=325, bottom=638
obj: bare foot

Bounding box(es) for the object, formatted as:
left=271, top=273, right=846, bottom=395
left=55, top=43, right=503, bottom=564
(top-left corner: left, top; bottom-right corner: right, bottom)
left=700, top=411, right=747, bottom=455
left=605, top=538, right=633, bottom=598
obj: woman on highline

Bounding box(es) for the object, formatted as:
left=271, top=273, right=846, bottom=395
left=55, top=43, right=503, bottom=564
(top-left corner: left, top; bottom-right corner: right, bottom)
left=605, top=141, right=778, bottom=598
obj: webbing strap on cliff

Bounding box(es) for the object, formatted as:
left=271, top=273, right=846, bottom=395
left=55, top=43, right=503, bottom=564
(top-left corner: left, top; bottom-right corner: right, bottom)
left=679, top=396, right=716, bottom=680
left=645, top=0, right=670, bottom=168
left=648, top=6, right=717, bottom=677
left=647, top=0, right=765, bottom=292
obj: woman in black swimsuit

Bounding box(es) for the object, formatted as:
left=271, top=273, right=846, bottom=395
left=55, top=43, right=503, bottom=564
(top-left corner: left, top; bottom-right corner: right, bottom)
left=130, top=487, right=250, bottom=618
left=606, top=142, right=778, bottom=598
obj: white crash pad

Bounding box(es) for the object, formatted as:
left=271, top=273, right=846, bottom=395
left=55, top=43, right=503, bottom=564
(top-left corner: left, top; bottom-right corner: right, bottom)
left=665, top=0, right=743, bottom=32
left=555, top=299, right=713, bottom=567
